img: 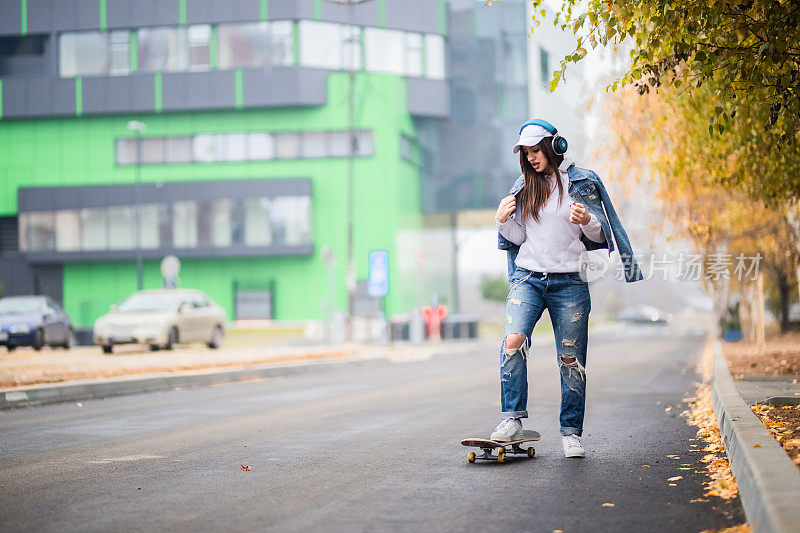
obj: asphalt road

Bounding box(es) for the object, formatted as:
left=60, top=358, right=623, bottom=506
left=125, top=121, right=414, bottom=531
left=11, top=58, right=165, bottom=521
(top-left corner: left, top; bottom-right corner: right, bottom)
left=0, top=326, right=746, bottom=532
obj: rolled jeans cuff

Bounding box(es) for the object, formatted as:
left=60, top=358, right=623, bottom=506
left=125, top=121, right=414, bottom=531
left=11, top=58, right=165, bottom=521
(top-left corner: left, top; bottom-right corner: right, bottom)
left=501, top=410, right=528, bottom=419
left=560, top=426, right=581, bottom=436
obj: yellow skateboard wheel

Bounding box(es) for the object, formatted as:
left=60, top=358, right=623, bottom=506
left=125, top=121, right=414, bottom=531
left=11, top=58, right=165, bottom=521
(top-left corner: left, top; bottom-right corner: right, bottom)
left=527, top=447, right=535, bottom=458
left=497, top=450, right=506, bottom=463
left=467, top=452, right=476, bottom=463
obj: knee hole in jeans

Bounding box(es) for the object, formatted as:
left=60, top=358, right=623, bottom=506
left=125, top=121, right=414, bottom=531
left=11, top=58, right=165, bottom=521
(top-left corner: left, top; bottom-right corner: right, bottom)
left=505, top=333, right=526, bottom=351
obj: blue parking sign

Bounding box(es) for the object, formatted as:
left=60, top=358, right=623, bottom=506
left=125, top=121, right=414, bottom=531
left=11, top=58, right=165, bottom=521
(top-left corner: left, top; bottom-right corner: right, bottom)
left=368, top=249, right=389, bottom=297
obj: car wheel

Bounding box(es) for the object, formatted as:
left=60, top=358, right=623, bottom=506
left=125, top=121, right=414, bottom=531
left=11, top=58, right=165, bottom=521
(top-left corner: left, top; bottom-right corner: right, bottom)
left=102, top=344, right=113, bottom=354
left=63, top=329, right=75, bottom=350
left=165, top=327, right=178, bottom=350
left=207, top=325, right=223, bottom=349
left=6, top=345, right=17, bottom=352
left=32, top=329, right=45, bottom=351
left=149, top=344, right=161, bottom=351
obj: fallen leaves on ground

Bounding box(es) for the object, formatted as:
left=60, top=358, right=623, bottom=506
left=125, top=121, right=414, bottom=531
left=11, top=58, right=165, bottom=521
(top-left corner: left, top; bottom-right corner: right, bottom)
left=750, top=403, right=800, bottom=471
left=241, top=465, right=250, bottom=471
left=601, top=503, right=614, bottom=507
left=722, top=331, right=800, bottom=378
left=683, top=384, right=740, bottom=499
left=700, top=524, right=751, bottom=533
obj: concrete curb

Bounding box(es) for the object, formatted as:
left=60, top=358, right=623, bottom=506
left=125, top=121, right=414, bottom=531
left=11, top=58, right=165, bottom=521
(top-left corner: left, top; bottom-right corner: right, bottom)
left=711, top=338, right=800, bottom=533
left=0, top=357, right=390, bottom=410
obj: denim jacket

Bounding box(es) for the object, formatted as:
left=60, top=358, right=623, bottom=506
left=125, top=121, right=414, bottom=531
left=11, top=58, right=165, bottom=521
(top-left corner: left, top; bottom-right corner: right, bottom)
left=498, top=164, right=644, bottom=283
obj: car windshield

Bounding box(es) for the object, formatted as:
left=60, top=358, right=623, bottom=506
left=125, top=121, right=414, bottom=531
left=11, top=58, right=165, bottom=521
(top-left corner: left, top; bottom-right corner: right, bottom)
left=0, top=298, right=41, bottom=315
left=116, top=293, right=179, bottom=313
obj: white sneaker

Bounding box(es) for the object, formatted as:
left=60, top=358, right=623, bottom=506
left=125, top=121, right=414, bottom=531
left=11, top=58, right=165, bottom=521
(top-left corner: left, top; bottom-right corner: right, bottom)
left=491, top=417, right=523, bottom=441
left=562, top=435, right=586, bottom=458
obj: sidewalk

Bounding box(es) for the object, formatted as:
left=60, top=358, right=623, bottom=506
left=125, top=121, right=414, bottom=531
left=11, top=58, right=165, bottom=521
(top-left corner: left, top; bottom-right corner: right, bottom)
left=711, top=337, right=800, bottom=533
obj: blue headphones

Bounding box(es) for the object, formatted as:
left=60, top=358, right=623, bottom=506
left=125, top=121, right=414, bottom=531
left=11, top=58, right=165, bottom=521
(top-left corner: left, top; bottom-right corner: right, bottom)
left=518, top=118, right=569, bottom=155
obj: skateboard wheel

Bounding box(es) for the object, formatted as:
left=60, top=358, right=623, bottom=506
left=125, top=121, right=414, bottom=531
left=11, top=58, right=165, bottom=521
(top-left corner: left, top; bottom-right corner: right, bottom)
left=527, top=447, right=535, bottom=458
left=467, top=452, right=476, bottom=463
left=497, top=450, right=506, bottom=463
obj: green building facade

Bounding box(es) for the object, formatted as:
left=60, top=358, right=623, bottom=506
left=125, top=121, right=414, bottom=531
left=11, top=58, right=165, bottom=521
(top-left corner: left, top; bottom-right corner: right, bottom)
left=0, top=0, right=452, bottom=328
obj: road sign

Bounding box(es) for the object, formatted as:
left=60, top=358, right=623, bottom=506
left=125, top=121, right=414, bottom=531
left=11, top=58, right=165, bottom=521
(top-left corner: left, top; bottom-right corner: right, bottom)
left=368, top=249, right=389, bottom=298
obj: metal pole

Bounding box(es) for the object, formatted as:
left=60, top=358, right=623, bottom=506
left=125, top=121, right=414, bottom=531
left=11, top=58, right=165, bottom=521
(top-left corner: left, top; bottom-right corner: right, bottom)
left=127, top=120, right=146, bottom=291
left=135, top=133, right=143, bottom=291
left=325, top=0, right=373, bottom=341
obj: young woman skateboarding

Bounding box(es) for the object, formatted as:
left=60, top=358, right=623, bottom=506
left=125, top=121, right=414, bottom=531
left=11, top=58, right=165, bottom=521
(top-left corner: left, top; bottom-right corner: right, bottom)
left=491, top=119, right=643, bottom=457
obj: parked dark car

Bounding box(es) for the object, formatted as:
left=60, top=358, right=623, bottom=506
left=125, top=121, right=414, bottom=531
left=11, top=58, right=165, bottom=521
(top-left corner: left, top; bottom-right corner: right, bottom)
left=616, top=304, right=673, bottom=325
left=0, top=296, right=74, bottom=351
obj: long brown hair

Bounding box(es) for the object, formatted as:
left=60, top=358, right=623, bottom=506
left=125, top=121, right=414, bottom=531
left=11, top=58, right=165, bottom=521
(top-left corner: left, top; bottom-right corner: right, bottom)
left=517, top=137, right=565, bottom=223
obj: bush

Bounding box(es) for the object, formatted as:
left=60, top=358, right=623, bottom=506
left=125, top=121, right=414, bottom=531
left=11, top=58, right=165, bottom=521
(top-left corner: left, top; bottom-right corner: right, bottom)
left=480, top=275, right=508, bottom=303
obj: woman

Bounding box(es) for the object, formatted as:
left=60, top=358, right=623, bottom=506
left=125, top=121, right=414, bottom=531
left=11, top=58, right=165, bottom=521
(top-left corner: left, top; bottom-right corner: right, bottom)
left=491, top=119, right=642, bottom=458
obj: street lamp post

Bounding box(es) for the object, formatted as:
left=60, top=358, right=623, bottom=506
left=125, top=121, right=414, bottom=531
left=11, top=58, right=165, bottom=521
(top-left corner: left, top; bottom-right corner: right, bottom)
left=326, top=0, right=373, bottom=339
left=127, top=120, right=146, bottom=291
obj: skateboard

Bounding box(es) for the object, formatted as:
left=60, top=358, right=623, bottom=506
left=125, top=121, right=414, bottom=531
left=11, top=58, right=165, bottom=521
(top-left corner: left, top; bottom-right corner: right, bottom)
left=460, top=430, right=541, bottom=463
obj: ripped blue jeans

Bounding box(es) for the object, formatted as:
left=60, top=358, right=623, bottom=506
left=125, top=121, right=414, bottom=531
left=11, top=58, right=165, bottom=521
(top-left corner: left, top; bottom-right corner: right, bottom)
left=501, top=266, right=591, bottom=437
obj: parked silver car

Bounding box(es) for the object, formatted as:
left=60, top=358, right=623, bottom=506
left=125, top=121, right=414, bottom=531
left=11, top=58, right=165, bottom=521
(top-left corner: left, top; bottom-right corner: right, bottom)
left=93, top=289, right=226, bottom=354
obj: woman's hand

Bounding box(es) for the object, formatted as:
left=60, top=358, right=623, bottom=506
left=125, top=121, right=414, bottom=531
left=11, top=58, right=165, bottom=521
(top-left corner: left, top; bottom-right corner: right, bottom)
left=496, top=195, right=517, bottom=223
left=569, top=202, right=591, bottom=225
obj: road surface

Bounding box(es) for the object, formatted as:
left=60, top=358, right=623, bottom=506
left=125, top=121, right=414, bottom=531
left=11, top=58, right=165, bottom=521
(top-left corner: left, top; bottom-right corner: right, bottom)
left=0, top=326, right=746, bottom=532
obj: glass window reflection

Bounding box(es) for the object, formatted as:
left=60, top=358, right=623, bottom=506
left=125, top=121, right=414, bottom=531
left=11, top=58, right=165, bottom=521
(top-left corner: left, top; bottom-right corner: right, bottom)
left=108, top=205, right=134, bottom=250
left=300, top=21, right=361, bottom=71
left=138, top=27, right=188, bottom=72
left=80, top=207, right=108, bottom=251
left=55, top=210, right=81, bottom=252
left=244, top=197, right=272, bottom=246
left=59, top=31, right=108, bottom=77
left=28, top=211, right=56, bottom=251
left=425, top=34, right=445, bottom=80
left=172, top=200, right=198, bottom=248
left=218, top=21, right=293, bottom=69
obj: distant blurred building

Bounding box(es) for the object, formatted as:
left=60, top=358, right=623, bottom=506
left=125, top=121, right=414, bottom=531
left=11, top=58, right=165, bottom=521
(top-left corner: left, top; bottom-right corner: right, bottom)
left=0, top=0, right=582, bottom=327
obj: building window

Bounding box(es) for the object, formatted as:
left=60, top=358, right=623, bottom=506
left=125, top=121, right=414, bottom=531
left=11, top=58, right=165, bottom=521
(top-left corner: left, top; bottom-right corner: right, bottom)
left=355, top=130, right=374, bottom=156
left=26, top=212, right=56, bottom=251
left=365, top=28, right=404, bottom=75
left=0, top=34, right=49, bottom=76
left=165, top=137, right=192, bottom=163
left=224, top=133, right=248, bottom=162
left=271, top=196, right=312, bottom=246
left=404, top=33, right=423, bottom=77
left=140, top=138, right=166, bottom=164
left=540, top=46, right=549, bottom=88
left=425, top=34, right=445, bottom=80
left=172, top=200, right=198, bottom=248
left=109, top=30, right=130, bottom=76
left=218, top=21, right=293, bottom=69
left=140, top=204, right=161, bottom=249
left=244, top=197, right=272, bottom=246
left=328, top=131, right=349, bottom=157
left=300, top=131, right=328, bottom=158
left=80, top=207, right=108, bottom=251
left=138, top=26, right=189, bottom=72
left=107, top=205, right=134, bottom=250
left=187, top=25, right=211, bottom=71
left=248, top=133, right=275, bottom=161
left=55, top=210, right=81, bottom=251
left=117, top=129, right=374, bottom=164
left=193, top=134, right=223, bottom=163
left=212, top=199, right=232, bottom=247
left=59, top=31, right=109, bottom=77
left=299, top=21, right=361, bottom=71
left=274, top=133, right=300, bottom=159
left=116, top=138, right=138, bottom=164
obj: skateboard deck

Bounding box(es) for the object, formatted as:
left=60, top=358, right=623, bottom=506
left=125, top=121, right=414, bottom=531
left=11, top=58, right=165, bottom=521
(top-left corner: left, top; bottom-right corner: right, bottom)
left=461, top=430, right=541, bottom=463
